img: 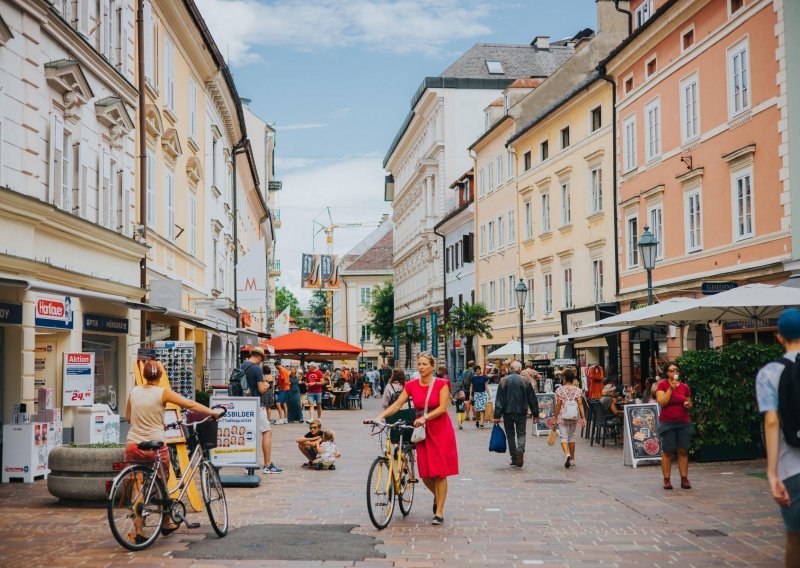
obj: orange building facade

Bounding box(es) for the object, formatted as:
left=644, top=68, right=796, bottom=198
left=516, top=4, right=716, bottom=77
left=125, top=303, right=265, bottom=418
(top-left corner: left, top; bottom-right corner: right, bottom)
left=602, top=0, right=790, bottom=385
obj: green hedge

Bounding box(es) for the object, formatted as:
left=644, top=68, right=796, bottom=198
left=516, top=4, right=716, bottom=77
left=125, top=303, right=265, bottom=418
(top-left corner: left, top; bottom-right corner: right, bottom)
left=195, top=389, right=210, bottom=407
left=677, top=341, right=783, bottom=452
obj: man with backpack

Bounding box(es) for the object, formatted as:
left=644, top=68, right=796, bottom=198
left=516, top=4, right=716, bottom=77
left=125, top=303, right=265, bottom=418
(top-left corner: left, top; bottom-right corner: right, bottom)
left=757, top=308, right=800, bottom=565
left=235, top=347, right=283, bottom=474
left=492, top=361, right=538, bottom=467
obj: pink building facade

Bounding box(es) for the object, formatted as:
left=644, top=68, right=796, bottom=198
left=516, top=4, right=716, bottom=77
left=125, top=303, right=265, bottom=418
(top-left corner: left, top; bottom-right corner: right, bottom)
left=601, top=0, right=790, bottom=385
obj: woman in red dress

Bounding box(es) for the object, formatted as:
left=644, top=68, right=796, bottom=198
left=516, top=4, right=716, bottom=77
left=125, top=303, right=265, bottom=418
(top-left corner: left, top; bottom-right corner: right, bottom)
left=371, top=353, right=459, bottom=525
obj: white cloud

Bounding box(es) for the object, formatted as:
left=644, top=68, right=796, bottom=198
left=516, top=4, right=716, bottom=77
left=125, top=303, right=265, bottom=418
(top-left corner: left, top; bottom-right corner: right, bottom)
left=275, top=156, right=319, bottom=170
left=279, top=122, right=328, bottom=131
left=274, top=156, right=391, bottom=305
left=195, top=0, right=491, bottom=65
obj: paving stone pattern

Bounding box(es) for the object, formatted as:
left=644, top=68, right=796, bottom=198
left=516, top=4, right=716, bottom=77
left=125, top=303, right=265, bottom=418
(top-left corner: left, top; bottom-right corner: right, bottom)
left=0, top=397, right=786, bottom=567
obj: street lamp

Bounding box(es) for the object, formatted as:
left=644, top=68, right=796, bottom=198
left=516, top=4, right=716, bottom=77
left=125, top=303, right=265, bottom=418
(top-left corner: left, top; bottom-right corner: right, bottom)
left=406, top=319, right=414, bottom=370
left=515, top=279, right=528, bottom=366
left=360, top=330, right=365, bottom=371
left=638, top=225, right=660, bottom=381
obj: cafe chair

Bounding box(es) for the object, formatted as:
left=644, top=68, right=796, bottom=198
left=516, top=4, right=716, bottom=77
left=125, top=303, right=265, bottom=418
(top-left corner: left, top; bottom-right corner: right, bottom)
left=321, top=392, right=334, bottom=410
left=346, top=389, right=362, bottom=410
left=589, top=400, right=620, bottom=447
left=581, top=397, right=593, bottom=439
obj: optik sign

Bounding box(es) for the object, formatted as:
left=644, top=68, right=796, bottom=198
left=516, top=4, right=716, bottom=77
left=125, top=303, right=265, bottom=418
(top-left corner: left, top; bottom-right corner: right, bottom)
left=35, top=294, right=74, bottom=329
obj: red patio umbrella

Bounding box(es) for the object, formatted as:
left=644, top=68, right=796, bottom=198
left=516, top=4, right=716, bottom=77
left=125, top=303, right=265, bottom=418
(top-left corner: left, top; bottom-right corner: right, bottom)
left=240, top=330, right=363, bottom=363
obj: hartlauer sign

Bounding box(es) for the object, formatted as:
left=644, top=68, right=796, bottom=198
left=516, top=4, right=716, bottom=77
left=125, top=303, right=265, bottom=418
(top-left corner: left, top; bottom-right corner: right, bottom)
left=34, top=294, right=73, bottom=329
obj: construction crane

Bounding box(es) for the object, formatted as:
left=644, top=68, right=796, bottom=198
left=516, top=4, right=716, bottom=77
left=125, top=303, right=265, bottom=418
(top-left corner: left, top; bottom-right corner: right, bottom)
left=312, top=207, right=382, bottom=253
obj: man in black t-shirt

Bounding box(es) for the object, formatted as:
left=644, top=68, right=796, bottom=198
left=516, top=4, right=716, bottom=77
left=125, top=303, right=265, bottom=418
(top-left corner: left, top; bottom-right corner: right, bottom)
left=295, top=419, right=325, bottom=467
left=241, top=347, right=282, bottom=474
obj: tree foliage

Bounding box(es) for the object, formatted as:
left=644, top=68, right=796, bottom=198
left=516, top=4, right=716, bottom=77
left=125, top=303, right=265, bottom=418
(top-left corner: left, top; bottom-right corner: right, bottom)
left=275, top=286, right=303, bottom=321
left=367, top=281, right=395, bottom=348
left=445, top=302, right=494, bottom=362
left=307, top=290, right=328, bottom=334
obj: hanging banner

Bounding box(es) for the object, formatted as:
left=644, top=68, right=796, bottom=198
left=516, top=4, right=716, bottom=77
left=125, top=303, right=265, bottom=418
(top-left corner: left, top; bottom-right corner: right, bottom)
left=420, top=317, right=427, bottom=352
left=35, top=294, right=74, bottom=329
left=533, top=393, right=556, bottom=436
left=393, top=332, right=399, bottom=362
left=301, top=253, right=321, bottom=289
left=63, top=352, right=95, bottom=406
left=209, top=396, right=259, bottom=468
left=623, top=403, right=663, bottom=467
left=431, top=312, right=438, bottom=357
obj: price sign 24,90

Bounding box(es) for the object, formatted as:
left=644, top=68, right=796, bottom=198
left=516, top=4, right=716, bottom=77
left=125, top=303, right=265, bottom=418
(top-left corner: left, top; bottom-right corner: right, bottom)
left=63, top=352, right=95, bottom=407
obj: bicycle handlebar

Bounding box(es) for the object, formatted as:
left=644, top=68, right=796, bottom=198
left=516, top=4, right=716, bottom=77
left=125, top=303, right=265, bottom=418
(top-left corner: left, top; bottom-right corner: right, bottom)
left=363, top=419, right=415, bottom=433
left=165, top=405, right=226, bottom=430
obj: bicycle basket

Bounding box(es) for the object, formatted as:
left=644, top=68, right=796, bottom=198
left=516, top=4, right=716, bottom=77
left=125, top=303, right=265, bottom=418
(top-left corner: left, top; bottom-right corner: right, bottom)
left=185, top=412, right=219, bottom=450
left=386, top=409, right=416, bottom=444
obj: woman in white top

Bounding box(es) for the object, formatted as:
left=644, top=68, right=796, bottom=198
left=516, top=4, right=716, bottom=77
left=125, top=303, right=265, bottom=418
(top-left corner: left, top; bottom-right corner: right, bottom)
left=553, top=368, right=586, bottom=469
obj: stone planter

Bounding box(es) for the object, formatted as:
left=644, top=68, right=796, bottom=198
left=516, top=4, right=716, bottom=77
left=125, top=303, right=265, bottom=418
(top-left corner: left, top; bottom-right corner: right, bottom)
left=47, top=445, right=125, bottom=504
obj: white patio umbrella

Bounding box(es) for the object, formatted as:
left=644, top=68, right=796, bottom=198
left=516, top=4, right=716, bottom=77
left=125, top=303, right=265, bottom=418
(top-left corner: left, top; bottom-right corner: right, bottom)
left=578, top=297, right=701, bottom=329
left=486, top=340, right=533, bottom=358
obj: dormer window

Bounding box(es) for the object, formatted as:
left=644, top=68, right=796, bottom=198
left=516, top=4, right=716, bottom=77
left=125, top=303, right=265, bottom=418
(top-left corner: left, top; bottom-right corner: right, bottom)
left=486, top=60, right=504, bottom=74
left=635, top=0, right=654, bottom=29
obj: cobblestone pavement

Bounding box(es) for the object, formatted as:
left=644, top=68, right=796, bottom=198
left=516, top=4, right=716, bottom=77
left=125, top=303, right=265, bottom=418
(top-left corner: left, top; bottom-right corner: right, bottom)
left=0, top=397, right=786, bottom=567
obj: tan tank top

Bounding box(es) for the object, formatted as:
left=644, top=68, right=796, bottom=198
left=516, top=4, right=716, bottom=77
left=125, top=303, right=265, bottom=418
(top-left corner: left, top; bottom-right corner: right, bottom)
left=126, top=386, right=165, bottom=443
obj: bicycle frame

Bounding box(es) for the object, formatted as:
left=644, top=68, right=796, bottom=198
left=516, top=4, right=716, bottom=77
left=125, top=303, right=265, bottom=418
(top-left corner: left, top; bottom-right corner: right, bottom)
left=372, top=422, right=413, bottom=495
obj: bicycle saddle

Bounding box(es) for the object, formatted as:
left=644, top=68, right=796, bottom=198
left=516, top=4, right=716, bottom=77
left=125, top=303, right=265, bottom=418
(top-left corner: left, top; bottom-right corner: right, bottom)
left=137, top=441, right=165, bottom=451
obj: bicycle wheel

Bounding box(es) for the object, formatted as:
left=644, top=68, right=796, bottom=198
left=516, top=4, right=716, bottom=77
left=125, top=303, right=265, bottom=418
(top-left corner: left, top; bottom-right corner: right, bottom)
left=107, top=465, right=166, bottom=551
left=201, top=461, right=228, bottom=537
left=398, top=446, right=415, bottom=517
left=366, top=457, right=394, bottom=530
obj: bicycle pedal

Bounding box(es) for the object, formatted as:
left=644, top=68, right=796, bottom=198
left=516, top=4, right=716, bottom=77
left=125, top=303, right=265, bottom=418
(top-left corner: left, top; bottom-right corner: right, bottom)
left=183, top=520, right=201, bottom=529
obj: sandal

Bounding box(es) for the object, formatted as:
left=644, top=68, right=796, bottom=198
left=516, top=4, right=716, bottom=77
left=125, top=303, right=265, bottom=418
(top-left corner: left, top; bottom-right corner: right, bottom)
left=663, top=478, right=673, bottom=490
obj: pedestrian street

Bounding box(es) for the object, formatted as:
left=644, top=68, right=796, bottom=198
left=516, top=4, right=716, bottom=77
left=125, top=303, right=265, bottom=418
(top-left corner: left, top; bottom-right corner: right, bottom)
left=0, top=397, right=784, bottom=567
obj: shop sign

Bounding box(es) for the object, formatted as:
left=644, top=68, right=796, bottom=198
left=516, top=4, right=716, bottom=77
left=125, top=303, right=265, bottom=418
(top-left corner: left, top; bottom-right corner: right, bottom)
left=35, top=294, right=74, bottom=329
left=565, top=310, right=595, bottom=334
left=623, top=403, right=662, bottom=467
left=63, top=352, right=94, bottom=406
left=83, top=313, right=129, bottom=334
left=553, top=358, right=577, bottom=366
left=701, top=281, right=738, bottom=296
left=209, top=396, right=259, bottom=468
left=0, top=301, right=22, bottom=324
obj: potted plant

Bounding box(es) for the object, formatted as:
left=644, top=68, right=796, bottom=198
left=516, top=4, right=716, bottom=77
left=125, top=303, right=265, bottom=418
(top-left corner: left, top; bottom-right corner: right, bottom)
left=678, top=341, right=782, bottom=462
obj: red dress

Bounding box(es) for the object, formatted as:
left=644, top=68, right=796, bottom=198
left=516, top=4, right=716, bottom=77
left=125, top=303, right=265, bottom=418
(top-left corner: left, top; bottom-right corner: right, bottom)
left=404, top=378, right=459, bottom=479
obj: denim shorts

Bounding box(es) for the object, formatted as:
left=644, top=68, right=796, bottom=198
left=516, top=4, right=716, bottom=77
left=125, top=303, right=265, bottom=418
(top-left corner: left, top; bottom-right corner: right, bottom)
left=659, top=421, right=692, bottom=453
left=276, top=390, right=289, bottom=404
left=781, top=472, right=800, bottom=532
left=307, top=392, right=322, bottom=404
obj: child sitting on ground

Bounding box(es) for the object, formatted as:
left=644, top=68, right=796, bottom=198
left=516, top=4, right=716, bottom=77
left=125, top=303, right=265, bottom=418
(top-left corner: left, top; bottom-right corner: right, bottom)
left=314, top=429, right=341, bottom=470
left=296, top=419, right=324, bottom=467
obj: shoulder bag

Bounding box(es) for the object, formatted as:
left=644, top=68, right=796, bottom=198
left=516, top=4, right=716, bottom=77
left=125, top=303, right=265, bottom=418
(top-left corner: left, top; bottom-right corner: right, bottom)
left=410, top=380, right=436, bottom=444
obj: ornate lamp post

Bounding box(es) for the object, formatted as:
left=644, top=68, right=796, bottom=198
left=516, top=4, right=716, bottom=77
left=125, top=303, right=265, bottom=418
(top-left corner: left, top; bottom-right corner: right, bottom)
left=405, top=319, right=414, bottom=370
left=515, top=279, right=528, bottom=365
left=638, top=225, right=659, bottom=381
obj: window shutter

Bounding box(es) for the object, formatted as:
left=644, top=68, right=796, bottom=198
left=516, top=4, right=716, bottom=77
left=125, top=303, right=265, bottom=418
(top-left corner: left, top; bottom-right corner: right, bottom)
left=118, top=4, right=128, bottom=75
left=62, top=132, right=72, bottom=213
left=143, top=1, right=154, bottom=84
left=146, top=151, right=155, bottom=226
left=100, top=149, right=111, bottom=228
left=49, top=114, right=64, bottom=207
left=122, top=167, right=132, bottom=235
left=77, top=0, right=89, bottom=35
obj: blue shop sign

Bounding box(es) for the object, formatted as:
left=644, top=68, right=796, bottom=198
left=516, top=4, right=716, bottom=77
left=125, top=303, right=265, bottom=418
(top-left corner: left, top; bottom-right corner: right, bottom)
left=701, top=281, right=738, bottom=295
left=0, top=302, right=23, bottom=325
left=83, top=313, right=129, bottom=334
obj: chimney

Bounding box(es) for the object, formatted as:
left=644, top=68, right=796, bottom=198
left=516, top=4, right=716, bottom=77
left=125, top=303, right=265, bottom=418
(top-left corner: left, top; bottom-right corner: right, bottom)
left=532, top=36, right=550, bottom=50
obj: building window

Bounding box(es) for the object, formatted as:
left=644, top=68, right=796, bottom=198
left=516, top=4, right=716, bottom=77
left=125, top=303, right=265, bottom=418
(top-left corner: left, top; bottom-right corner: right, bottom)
left=445, top=246, right=451, bottom=273
left=560, top=126, right=570, bottom=149
left=623, top=114, right=637, bottom=172
left=188, top=190, right=197, bottom=255
left=645, top=56, right=657, bottom=80
left=102, top=0, right=116, bottom=67
left=560, top=182, right=571, bottom=225
left=143, top=1, right=154, bottom=85
left=479, top=224, right=486, bottom=256
left=488, top=220, right=495, bottom=252
left=497, top=215, right=504, bottom=248
left=360, top=287, right=372, bottom=305
left=506, top=151, right=515, bottom=181
left=541, top=192, right=551, bottom=232
left=681, top=75, right=700, bottom=142
left=540, top=140, right=549, bottom=161
left=508, top=209, right=516, bottom=244
left=478, top=168, right=485, bottom=198
left=729, top=0, right=744, bottom=15
left=499, top=277, right=506, bottom=311
left=590, top=168, right=602, bottom=214
left=165, top=168, right=175, bottom=240
left=627, top=216, right=639, bottom=268
left=682, top=27, right=695, bottom=51
left=146, top=149, right=155, bottom=227
left=563, top=268, right=573, bottom=309
left=645, top=99, right=661, bottom=162
left=635, top=0, right=653, bottom=28
left=360, top=325, right=371, bottom=342
left=649, top=206, right=664, bottom=260
left=523, top=151, right=532, bottom=171
left=488, top=280, right=496, bottom=312
left=733, top=169, right=754, bottom=239
left=487, top=161, right=494, bottom=192
left=524, top=201, right=533, bottom=239
left=188, top=77, right=198, bottom=141
left=624, top=75, right=634, bottom=95
left=686, top=189, right=703, bottom=252
left=164, top=37, right=175, bottom=111
left=728, top=39, right=750, bottom=117
left=592, top=259, right=604, bottom=304
left=496, top=155, right=503, bottom=186
left=508, top=275, right=516, bottom=309
left=100, top=149, right=113, bottom=229
left=525, top=278, right=535, bottom=319
left=543, top=273, right=553, bottom=315
left=486, top=60, right=504, bottom=74
left=591, top=106, right=602, bottom=132
left=480, top=282, right=487, bottom=306
left=454, top=242, right=461, bottom=269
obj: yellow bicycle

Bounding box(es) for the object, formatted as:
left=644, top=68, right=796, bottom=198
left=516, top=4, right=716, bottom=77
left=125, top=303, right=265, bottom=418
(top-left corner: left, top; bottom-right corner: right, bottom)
left=364, top=419, right=417, bottom=529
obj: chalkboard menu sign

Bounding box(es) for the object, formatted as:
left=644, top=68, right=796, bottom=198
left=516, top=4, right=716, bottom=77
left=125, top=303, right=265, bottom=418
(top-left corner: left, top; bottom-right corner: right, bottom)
left=623, top=403, right=662, bottom=467
left=533, top=393, right=557, bottom=436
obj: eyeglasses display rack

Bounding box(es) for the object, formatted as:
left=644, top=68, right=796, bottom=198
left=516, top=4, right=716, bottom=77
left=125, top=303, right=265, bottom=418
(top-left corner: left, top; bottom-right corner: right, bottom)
left=138, top=341, right=196, bottom=400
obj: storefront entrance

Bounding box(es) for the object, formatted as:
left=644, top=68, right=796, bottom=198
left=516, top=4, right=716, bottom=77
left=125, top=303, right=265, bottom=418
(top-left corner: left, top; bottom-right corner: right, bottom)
left=81, top=335, right=119, bottom=413
left=34, top=336, right=59, bottom=413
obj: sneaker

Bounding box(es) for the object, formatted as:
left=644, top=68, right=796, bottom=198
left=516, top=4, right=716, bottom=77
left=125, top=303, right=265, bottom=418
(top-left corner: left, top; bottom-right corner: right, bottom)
left=680, top=477, right=692, bottom=489
left=263, top=463, right=283, bottom=474
left=328, top=464, right=336, bottom=470
left=564, top=456, right=571, bottom=469
left=431, top=516, right=444, bottom=525
left=569, top=459, right=575, bottom=467
left=458, top=424, right=463, bottom=430
left=315, top=462, right=324, bottom=470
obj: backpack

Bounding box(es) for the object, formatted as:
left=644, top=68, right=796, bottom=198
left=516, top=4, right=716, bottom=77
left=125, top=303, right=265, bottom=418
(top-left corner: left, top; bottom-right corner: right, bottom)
left=562, top=388, right=580, bottom=421
left=228, top=363, right=255, bottom=397
left=386, top=385, right=401, bottom=407
left=776, top=355, right=800, bottom=448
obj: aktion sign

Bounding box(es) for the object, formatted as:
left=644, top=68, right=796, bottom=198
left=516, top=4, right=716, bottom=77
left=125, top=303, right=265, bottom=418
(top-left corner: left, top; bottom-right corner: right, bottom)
left=63, top=352, right=94, bottom=406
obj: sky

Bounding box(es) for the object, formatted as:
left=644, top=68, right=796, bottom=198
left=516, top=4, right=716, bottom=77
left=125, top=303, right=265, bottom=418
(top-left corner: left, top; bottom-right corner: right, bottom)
left=196, top=0, right=597, bottom=305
